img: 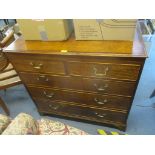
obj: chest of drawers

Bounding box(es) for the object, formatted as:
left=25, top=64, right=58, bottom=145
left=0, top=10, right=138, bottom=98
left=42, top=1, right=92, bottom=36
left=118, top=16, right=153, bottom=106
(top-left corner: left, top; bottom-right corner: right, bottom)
left=4, top=25, right=147, bottom=131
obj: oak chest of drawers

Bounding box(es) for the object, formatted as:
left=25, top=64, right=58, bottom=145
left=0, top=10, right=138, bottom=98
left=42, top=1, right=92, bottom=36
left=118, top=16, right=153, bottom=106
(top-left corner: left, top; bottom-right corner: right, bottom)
left=4, top=26, right=147, bottom=131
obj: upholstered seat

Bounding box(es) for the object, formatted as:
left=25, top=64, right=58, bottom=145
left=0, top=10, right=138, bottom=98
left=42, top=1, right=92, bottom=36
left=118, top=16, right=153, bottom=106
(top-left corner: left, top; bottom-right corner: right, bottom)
left=0, top=113, right=88, bottom=135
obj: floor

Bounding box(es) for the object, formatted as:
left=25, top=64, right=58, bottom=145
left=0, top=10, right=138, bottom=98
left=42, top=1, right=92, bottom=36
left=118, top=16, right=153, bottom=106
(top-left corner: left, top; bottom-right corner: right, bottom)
left=0, top=19, right=16, bottom=28
left=0, top=25, right=155, bottom=135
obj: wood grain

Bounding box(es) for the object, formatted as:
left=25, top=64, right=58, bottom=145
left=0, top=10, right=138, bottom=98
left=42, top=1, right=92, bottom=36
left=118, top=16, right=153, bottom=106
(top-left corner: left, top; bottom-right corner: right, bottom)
left=18, top=72, right=136, bottom=97
left=3, top=23, right=147, bottom=131
left=68, top=61, right=141, bottom=81
left=27, top=86, right=131, bottom=111
left=34, top=98, right=127, bottom=124
left=4, top=24, right=147, bottom=58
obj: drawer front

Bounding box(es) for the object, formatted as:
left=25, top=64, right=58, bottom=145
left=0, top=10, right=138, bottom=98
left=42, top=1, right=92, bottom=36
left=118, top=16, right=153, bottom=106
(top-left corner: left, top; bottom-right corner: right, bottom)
left=28, top=86, right=131, bottom=111
left=19, top=72, right=83, bottom=90
left=20, top=72, right=135, bottom=96
left=83, top=78, right=136, bottom=96
left=68, top=61, right=140, bottom=81
left=8, top=54, right=65, bottom=74
left=34, top=98, right=127, bottom=124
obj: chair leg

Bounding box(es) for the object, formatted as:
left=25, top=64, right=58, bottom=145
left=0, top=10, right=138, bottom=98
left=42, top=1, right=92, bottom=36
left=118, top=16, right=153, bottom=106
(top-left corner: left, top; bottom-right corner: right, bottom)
left=3, top=19, right=9, bottom=25
left=4, top=89, right=7, bottom=95
left=150, top=89, right=155, bottom=98
left=0, top=97, right=10, bottom=116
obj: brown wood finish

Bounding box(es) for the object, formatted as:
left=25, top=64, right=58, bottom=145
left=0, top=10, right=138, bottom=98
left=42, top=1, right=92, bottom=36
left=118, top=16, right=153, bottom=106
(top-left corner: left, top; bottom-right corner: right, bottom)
left=2, top=64, right=14, bottom=73
left=7, top=52, right=145, bottom=65
left=83, top=78, right=136, bottom=96
left=19, top=72, right=83, bottom=90
left=6, top=54, right=66, bottom=75
left=0, top=97, right=10, bottom=115
left=3, top=23, right=147, bottom=130
left=18, top=72, right=136, bottom=97
left=27, top=86, right=131, bottom=111
left=0, top=52, right=9, bottom=71
left=67, top=61, right=141, bottom=81
left=33, top=98, right=127, bottom=124
left=0, top=49, right=22, bottom=115
left=0, top=29, right=14, bottom=48
left=4, top=26, right=147, bottom=58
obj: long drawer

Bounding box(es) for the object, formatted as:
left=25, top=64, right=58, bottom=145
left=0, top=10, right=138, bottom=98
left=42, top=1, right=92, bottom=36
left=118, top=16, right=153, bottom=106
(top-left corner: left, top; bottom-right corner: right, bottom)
left=19, top=72, right=136, bottom=96
left=28, top=86, right=131, bottom=111
left=68, top=61, right=141, bottom=81
left=8, top=54, right=65, bottom=74
left=34, top=98, right=127, bottom=124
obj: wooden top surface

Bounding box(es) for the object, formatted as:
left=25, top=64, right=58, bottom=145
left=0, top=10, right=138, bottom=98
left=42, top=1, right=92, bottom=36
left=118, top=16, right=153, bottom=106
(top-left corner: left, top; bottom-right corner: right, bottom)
left=4, top=24, right=147, bottom=58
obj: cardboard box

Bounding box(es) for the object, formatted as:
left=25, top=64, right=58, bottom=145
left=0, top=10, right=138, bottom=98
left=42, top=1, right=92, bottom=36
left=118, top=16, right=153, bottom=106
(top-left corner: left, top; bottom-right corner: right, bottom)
left=17, top=19, right=73, bottom=41
left=73, top=19, right=137, bottom=41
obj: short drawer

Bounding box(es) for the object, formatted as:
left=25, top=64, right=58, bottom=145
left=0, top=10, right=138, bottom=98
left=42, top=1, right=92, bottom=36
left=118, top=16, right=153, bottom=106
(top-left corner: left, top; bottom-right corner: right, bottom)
left=83, top=78, right=136, bottom=96
left=8, top=54, right=65, bottom=75
left=34, top=98, right=127, bottom=124
left=28, top=86, right=131, bottom=111
left=68, top=61, right=141, bottom=81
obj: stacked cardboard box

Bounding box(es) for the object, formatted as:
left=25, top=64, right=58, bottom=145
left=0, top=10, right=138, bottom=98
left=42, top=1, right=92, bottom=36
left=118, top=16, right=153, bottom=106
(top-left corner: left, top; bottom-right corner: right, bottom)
left=73, top=19, right=137, bottom=41
left=17, top=19, right=73, bottom=41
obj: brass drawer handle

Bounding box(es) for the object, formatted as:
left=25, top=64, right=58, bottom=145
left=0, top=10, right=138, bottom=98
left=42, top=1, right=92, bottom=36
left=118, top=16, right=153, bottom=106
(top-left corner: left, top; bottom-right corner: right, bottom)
left=37, top=75, right=49, bottom=81
left=94, top=98, right=107, bottom=105
left=93, top=66, right=109, bottom=76
left=30, top=62, right=43, bottom=69
left=94, top=83, right=108, bottom=91
left=43, top=91, right=55, bottom=98
left=49, top=104, right=59, bottom=110
left=94, top=112, right=106, bottom=118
